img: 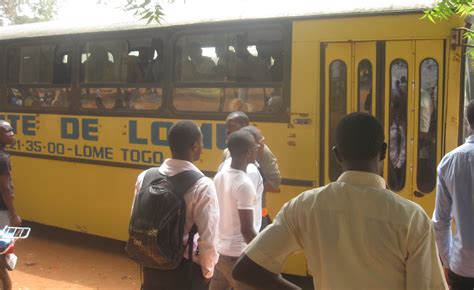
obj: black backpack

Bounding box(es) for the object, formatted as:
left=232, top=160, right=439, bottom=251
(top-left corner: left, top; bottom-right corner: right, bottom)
left=126, top=168, right=203, bottom=270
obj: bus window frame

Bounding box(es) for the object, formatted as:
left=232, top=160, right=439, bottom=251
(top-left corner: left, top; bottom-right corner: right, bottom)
left=77, top=32, right=167, bottom=115
left=169, top=21, right=291, bottom=123
left=2, top=38, right=75, bottom=114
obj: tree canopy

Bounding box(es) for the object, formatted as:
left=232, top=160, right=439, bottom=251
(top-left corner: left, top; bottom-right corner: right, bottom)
left=0, top=0, right=60, bottom=26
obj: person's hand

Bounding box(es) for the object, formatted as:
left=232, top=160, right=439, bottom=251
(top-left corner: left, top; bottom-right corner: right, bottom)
left=10, top=214, right=22, bottom=227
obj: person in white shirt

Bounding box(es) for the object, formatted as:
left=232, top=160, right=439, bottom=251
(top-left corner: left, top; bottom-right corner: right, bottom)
left=218, top=126, right=264, bottom=233
left=132, top=120, right=219, bottom=290
left=233, top=112, right=447, bottom=290
left=210, top=130, right=260, bottom=290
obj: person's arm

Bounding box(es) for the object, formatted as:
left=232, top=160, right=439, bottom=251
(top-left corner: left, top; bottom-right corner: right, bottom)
left=193, top=178, right=220, bottom=280
left=432, top=166, right=453, bottom=276
left=406, top=210, right=448, bottom=290
left=259, top=146, right=281, bottom=192
left=233, top=195, right=304, bottom=289
left=233, top=255, right=300, bottom=290
left=0, top=174, right=20, bottom=226
left=238, top=209, right=256, bottom=244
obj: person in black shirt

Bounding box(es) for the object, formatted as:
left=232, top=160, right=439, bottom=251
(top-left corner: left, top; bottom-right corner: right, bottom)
left=0, top=120, right=20, bottom=290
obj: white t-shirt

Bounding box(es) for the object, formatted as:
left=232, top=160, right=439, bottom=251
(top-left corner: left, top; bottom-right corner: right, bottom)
left=214, top=167, right=257, bottom=257
left=218, top=159, right=263, bottom=232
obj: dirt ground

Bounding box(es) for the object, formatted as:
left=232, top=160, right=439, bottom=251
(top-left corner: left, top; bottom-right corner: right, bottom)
left=10, top=222, right=140, bottom=289
left=8, top=222, right=313, bottom=290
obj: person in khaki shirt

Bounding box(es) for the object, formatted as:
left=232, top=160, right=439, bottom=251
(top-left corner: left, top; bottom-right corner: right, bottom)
left=233, top=112, right=447, bottom=290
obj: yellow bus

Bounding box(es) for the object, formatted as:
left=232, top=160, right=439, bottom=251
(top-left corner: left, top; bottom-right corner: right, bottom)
left=0, top=1, right=472, bottom=276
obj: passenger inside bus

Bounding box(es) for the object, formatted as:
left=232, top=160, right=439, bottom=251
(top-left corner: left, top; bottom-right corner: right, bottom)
left=53, top=51, right=71, bottom=84
left=186, top=42, right=215, bottom=81
left=83, top=44, right=115, bottom=83
left=418, top=86, right=437, bottom=192
left=214, top=44, right=238, bottom=81
left=270, top=42, right=283, bottom=82
left=235, top=37, right=257, bottom=82
left=253, top=41, right=272, bottom=82
left=127, top=46, right=153, bottom=83
left=389, top=96, right=407, bottom=191
left=145, top=38, right=164, bottom=83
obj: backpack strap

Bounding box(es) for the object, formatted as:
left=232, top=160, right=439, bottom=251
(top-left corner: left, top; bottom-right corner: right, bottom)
left=168, top=170, right=204, bottom=197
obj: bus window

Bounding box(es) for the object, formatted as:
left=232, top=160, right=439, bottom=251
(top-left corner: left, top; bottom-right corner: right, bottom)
left=328, top=60, right=347, bottom=181
left=81, top=40, right=127, bottom=83
left=80, top=87, right=162, bottom=110
left=358, top=59, right=372, bottom=113
left=80, top=38, right=163, bottom=111
left=53, top=45, right=73, bottom=84
left=5, top=43, right=72, bottom=108
left=463, top=51, right=474, bottom=140
left=417, top=59, right=438, bottom=193
left=6, top=48, right=19, bottom=83
left=173, top=28, right=285, bottom=114
left=388, top=59, right=408, bottom=191
left=173, top=87, right=278, bottom=112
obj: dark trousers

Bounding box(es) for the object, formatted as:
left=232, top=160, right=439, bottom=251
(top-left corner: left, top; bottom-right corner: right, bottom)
left=448, top=269, right=474, bottom=290
left=142, top=259, right=208, bottom=290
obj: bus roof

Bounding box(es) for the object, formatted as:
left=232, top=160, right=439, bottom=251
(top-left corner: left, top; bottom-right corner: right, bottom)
left=0, top=0, right=437, bottom=41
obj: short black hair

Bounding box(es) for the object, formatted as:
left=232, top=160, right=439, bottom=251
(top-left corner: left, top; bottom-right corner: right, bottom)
left=467, top=100, right=474, bottom=129
left=336, top=112, right=384, bottom=161
left=227, top=130, right=255, bottom=158
left=226, top=111, right=249, bottom=127
left=168, top=120, right=201, bottom=157
left=240, top=126, right=262, bottom=142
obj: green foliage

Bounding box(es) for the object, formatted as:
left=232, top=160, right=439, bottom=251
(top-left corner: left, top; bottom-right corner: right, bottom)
left=98, top=0, right=174, bottom=24
left=0, top=0, right=60, bottom=25
left=423, top=0, right=474, bottom=23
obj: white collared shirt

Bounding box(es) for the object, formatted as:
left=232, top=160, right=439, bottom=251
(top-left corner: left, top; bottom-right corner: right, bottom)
left=133, top=158, right=219, bottom=279
left=245, top=171, right=447, bottom=290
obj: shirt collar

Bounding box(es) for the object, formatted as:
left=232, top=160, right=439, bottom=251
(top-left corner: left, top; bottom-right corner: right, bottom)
left=161, top=158, right=202, bottom=173
left=466, top=135, right=474, bottom=144
left=337, top=171, right=386, bottom=189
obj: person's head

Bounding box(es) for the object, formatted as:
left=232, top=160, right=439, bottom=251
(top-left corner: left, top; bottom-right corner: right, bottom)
left=332, top=112, right=387, bottom=174
left=225, top=111, right=249, bottom=137
left=168, top=120, right=203, bottom=161
left=188, top=42, right=203, bottom=60
left=138, top=46, right=152, bottom=63
left=466, top=100, right=474, bottom=130
left=0, top=121, right=15, bottom=147
left=227, top=130, right=258, bottom=164
left=240, top=126, right=264, bottom=156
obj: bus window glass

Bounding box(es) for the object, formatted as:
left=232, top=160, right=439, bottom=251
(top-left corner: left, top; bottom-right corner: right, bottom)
left=80, top=88, right=162, bottom=110
left=5, top=43, right=72, bottom=108
left=7, top=48, right=20, bottom=83
left=174, top=29, right=283, bottom=82
left=81, top=40, right=127, bottom=83
left=173, top=87, right=278, bottom=112
left=7, top=88, right=71, bottom=108
left=417, top=59, right=438, bottom=193
left=53, top=44, right=73, bottom=84
left=173, top=29, right=284, bottom=114
left=463, top=51, right=474, bottom=140
left=388, top=59, right=408, bottom=191
left=358, top=59, right=372, bottom=113
left=328, top=60, right=347, bottom=181
left=126, top=38, right=164, bottom=83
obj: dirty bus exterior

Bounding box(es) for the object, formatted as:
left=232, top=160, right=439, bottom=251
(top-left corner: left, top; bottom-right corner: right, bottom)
left=0, top=2, right=470, bottom=276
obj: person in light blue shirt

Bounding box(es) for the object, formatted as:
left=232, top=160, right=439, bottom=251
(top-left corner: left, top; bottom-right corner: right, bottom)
left=433, top=100, right=474, bottom=290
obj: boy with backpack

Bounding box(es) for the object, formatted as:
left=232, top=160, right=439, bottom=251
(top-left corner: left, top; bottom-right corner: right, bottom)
left=210, top=130, right=260, bottom=290
left=127, top=120, right=219, bottom=290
